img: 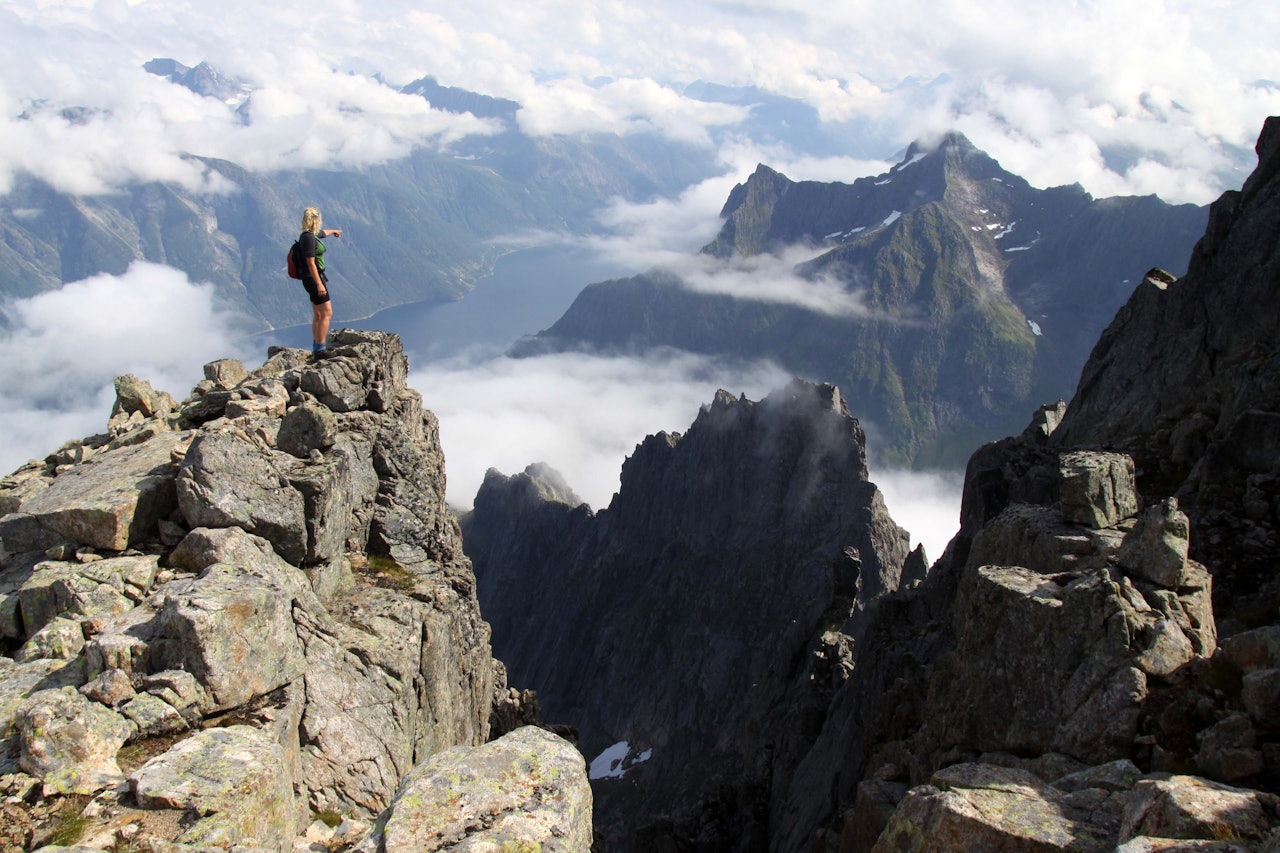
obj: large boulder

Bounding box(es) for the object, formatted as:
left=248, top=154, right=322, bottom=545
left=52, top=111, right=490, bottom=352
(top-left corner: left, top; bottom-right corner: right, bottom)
left=1119, top=775, right=1274, bottom=847
left=871, top=763, right=1117, bottom=852
left=380, top=726, right=592, bottom=853
left=0, top=658, right=86, bottom=773
left=175, top=430, right=308, bottom=565
left=130, top=724, right=302, bottom=849
left=295, top=579, right=494, bottom=816
left=931, top=564, right=1150, bottom=764
left=86, top=530, right=311, bottom=715
left=9, top=554, right=159, bottom=640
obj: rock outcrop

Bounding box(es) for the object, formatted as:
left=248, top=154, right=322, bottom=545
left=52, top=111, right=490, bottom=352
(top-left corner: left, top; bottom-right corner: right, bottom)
left=764, top=117, right=1280, bottom=851
left=0, top=330, right=589, bottom=851
left=463, top=379, right=917, bottom=849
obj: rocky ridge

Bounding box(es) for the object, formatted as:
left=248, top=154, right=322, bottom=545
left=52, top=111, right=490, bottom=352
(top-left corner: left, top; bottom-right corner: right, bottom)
left=463, top=118, right=1280, bottom=851
left=463, top=380, right=922, bottom=849
left=764, top=119, right=1280, bottom=850
left=0, top=329, right=589, bottom=851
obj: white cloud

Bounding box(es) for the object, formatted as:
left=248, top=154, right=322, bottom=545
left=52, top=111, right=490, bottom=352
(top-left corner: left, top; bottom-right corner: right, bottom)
left=870, top=465, right=964, bottom=567
left=664, top=247, right=880, bottom=319
left=411, top=348, right=962, bottom=566
left=1, top=0, right=1275, bottom=203
left=410, top=350, right=790, bottom=512
left=0, top=262, right=253, bottom=473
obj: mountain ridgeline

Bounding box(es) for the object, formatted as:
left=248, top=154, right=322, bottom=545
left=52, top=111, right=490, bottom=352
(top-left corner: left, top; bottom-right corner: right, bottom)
left=0, top=61, right=719, bottom=332
left=515, top=133, right=1208, bottom=466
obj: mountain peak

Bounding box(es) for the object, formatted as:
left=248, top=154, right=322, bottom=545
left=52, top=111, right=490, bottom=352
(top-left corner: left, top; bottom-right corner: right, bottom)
left=891, top=130, right=1012, bottom=185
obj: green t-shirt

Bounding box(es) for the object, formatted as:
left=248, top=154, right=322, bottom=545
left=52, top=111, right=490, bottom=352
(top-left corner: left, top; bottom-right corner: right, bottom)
left=299, top=230, right=326, bottom=273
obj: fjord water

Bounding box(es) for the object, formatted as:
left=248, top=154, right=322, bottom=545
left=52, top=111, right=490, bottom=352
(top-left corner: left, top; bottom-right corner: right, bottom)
left=266, top=243, right=632, bottom=364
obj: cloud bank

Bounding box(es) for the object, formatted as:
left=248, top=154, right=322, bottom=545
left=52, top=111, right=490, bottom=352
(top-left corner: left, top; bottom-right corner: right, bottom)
left=409, top=350, right=959, bottom=561
left=410, top=350, right=789, bottom=512
left=0, top=263, right=253, bottom=473
left=2, top=0, right=1276, bottom=203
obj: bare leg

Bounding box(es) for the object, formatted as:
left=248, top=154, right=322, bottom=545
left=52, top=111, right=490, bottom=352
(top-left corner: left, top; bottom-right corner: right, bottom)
left=312, top=301, right=332, bottom=349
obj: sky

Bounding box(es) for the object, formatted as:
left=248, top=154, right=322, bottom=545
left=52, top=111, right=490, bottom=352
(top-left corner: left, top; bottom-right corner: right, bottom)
left=1, top=0, right=1276, bottom=202
left=1, top=0, right=1276, bottom=559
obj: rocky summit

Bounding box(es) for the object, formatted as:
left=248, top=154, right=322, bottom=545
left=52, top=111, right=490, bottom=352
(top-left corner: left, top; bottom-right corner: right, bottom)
left=0, top=329, right=589, bottom=852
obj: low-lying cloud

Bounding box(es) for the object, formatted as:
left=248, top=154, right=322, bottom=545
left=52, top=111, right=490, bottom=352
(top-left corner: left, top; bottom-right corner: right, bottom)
left=408, top=349, right=961, bottom=562
left=664, top=247, right=878, bottom=319
left=0, top=263, right=253, bottom=472
left=410, top=349, right=790, bottom=512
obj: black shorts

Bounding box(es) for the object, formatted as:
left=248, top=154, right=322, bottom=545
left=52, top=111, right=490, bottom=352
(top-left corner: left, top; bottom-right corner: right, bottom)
left=303, top=271, right=330, bottom=305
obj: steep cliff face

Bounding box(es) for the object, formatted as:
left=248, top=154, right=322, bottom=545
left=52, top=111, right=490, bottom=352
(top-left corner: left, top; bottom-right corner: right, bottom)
left=0, top=330, right=589, bottom=851
left=1050, top=116, right=1280, bottom=626
left=515, top=133, right=1207, bottom=466
left=765, top=118, right=1280, bottom=852
left=463, top=380, right=918, bottom=849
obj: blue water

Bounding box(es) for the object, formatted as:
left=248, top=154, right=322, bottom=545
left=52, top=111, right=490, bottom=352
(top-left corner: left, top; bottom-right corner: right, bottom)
left=264, top=244, right=632, bottom=364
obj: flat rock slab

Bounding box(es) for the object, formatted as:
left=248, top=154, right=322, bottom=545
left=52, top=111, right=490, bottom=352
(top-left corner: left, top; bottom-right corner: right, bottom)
left=2, top=432, right=186, bottom=552
left=382, top=726, right=592, bottom=852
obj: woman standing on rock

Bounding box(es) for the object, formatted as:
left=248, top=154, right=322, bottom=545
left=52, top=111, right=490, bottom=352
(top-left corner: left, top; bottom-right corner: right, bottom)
left=296, top=206, right=342, bottom=358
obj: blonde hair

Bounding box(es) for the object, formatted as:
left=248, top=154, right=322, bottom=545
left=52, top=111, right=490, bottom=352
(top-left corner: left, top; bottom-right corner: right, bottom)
left=301, top=206, right=322, bottom=234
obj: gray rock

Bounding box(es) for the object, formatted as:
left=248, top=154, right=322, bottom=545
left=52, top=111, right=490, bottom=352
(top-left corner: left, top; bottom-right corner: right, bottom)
left=17, top=686, right=133, bottom=795
left=112, top=374, right=175, bottom=420
left=1054, top=759, right=1143, bottom=793
left=85, top=534, right=310, bottom=715
left=224, top=379, right=289, bottom=420
left=79, top=668, right=136, bottom=708
left=934, top=564, right=1150, bottom=764
left=15, top=616, right=86, bottom=662
left=0, top=658, right=85, bottom=773
left=841, top=779, right=908, bottom=853
left=1195, top=714, right=1264, bottom=783
left=153, top=562, right=307, bottom=714
left=175, top=431, right=307, bottom=565
left=968, top=503, right=1120, bottom=575
left=1242, top=668, right=1280, bottom=729
left=1115, top=839, right=1253, bottom=852
left=1119, top=775, right=1271, bottom=845
left=203, top=358, right=248, bottom=389
left=1218, top=626, right=1280, bottom=671
left=119, top=693, right=189, bottom=739
left=380, top=726, right=591, bottom=853
left=142, top=670, right=207, bottom=721
left=296, top=581, right=493, bottom=816
left=277, top=402, right=338, bottom=459
left=1, top=433, right=185, bottom=551
left=13, top=555, right=158, bottom=639
left=286, top=448, right=352, bottom=564
left=130, top=725, right=301, bottom=848
left=1059, top=451, right=1138, bottom=528
left=1118, top=498, right=1191, bottom=588
left=871, top=763, right=1116, bottom=852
